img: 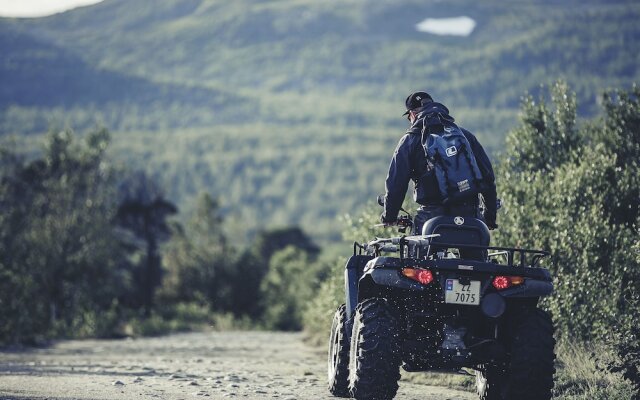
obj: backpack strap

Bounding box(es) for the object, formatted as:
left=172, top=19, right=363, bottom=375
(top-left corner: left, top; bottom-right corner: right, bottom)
left=459, top=140, right=484, bottom=190
left=423, top=112, right=444, bottom=135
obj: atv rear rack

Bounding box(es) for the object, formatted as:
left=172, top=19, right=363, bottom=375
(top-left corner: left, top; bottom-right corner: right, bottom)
left=354, top=237, right=550, bottom=269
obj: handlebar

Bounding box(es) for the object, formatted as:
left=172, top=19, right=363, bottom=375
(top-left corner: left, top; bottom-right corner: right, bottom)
left=373, top=215, right=413, bottom=234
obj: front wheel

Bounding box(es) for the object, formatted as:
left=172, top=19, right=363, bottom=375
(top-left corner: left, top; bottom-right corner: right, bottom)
left=328, top=305, right=350, bottom=397
left=476, top=308, right=556, bottom=400
left=348, top=298, right=401, bottom=400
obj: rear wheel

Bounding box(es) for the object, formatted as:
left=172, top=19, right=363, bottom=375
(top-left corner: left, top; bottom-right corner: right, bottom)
left=348, top=298, right=401, bottom=400
left=476, top=308, right=556, bottom=400
left=328, top=305, right=350, bottom=397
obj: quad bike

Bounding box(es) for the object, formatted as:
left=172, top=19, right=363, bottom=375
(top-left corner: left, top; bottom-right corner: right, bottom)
left=328, top=198, right=555, bottom=400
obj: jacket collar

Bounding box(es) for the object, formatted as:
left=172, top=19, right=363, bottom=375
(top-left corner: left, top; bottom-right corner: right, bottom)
left=406, top=102, right=454, bottom=134
left=416, top=102, right=452, bottom=120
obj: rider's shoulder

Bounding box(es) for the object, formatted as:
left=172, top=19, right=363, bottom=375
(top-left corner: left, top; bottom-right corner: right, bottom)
left=406, top=119, right=424, bottom=136
left=459, top=127, right=479, bottom=143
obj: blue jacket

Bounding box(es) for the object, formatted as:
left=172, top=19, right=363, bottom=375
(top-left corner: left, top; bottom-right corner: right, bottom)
left=382, top=102, right=497, bottom=224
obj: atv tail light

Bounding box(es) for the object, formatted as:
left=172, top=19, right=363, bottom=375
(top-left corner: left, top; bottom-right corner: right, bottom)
left=492, top=275, right=525, bottom=290
left=492, top=276, right=510, bottom=290
left=402, top=268, right=434, bottom=285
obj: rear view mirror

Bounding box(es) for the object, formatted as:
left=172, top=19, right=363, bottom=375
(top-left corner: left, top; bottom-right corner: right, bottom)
left=377, top=194, right=385, bottom=207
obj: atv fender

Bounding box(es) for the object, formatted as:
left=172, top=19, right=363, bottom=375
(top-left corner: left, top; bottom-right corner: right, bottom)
left=344, top=255, right=373, bottom=319
left=353, top=257, right=425, bottom=311
left=366, top=268, right=425, bottom=292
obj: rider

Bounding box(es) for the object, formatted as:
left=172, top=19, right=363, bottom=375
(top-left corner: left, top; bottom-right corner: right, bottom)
left=380, top=91, right=498, bottom=235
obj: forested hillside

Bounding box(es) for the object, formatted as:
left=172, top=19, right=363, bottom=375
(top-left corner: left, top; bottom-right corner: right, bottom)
left=1, top=0, right=639, bottom=241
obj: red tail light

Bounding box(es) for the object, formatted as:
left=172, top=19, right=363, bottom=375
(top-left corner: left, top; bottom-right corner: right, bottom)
left=492, top=276, right=525, bottom=290
left=492, top=276, right=510, bottom=290
left=402, top=268, right=434, bottom=285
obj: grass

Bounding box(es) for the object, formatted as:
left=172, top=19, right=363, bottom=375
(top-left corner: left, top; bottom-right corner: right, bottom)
left=401, top=369, right=474, bottom=392
left=122, top=302, right=260, bottom=337
left=553, top=341, right=635, bottom=400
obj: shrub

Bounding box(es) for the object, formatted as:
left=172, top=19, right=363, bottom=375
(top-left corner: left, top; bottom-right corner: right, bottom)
left=261, top=246, right=331, bottom=330
left=494, top=83, right=640, bottom=340
left=302, top=261, right=343, bottom=346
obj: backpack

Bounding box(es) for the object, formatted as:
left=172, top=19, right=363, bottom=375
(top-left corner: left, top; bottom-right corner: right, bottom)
left=421, top=112, right=484, bottom=204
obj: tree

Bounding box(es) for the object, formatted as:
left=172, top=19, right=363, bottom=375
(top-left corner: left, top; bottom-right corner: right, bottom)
left=260, top=246, right=324, bottom=330
left=254, top=227, right=320, bottom=262
left=161, top=193, right=251, bottom=314
left=116, top=171, right=177, bottom=314
left=0, top=129, right=129, bottom=342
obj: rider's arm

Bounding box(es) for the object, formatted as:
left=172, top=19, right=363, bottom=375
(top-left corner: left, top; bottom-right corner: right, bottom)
left=382, top=134, right=413, bottom=223
left=462, top=129, right=498, bottom=228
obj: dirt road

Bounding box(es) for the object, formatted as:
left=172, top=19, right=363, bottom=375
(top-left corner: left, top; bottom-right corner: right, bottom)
left=0, top=331, right=476, bottom=400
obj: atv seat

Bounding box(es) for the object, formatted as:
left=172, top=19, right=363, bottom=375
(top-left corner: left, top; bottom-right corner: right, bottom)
left=421, top=216, right=490, bottom=260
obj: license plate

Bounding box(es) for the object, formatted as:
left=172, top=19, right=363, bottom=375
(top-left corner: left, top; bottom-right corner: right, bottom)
left=445, top=279, right=480, bottom=305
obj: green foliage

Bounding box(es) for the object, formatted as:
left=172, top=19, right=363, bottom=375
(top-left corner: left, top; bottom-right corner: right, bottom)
left=506, top=81, right=582, bottom=173
left=124, top=302, right=247, bottom=337
left=0, top=129, right=131, bottom=343
left=302, top=261, right=344, bottom=346
left=116, top=171, right=177, bottom=313
left=494, top=83, right=640, bottom=340
left=160, top=194, right=329, bottom=328
left=260, top=246, right=330, bottom=330
left=160, top=193, right=243, bottom=313
left=606, top=292, right=640, bottom=399
left=254, top=227, right=320, bottom=262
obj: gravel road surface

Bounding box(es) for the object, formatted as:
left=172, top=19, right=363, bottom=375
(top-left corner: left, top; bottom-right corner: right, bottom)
left=0, top=331, right=476, bottom=400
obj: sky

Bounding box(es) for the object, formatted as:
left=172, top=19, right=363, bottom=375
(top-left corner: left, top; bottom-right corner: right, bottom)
left=0, top=0, right=103, bottom=17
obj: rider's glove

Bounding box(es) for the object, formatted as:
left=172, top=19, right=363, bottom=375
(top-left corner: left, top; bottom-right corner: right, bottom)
left=380, top=212, right=395, bottom=225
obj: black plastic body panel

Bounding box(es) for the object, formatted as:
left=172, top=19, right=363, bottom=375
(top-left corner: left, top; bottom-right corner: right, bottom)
left=367, top=268, right=425, bottom=292
left=408, top=258, right=552, bottom=281
left=357, top=256, right=552, bottom=300
left=498, top=279, right=554, bottom=298
left=344, top=255, right=373, bottom=318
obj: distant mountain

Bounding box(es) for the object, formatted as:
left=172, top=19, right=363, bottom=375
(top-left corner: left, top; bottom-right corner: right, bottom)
left=0, top=25, right=245, bottom=110
left=3, top=0, right=639, bottom=132
left=1, top=0, right=639, bottom=242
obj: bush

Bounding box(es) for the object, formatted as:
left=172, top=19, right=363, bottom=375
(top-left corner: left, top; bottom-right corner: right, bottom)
left=606, top=291, right=640, bottom=399
left=302, top=261, right=344, bottom=346
left=494, top=82, right=640, bottom=340
left=261, top=246, right=331, bottom=330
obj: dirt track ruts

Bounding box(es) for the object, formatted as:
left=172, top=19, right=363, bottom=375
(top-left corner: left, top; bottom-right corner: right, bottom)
left=0, top=331, right=476, bottom=400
